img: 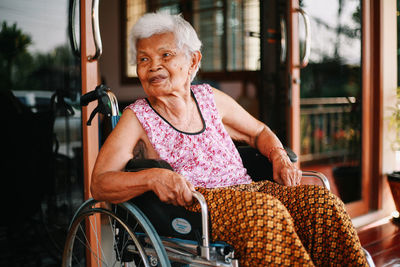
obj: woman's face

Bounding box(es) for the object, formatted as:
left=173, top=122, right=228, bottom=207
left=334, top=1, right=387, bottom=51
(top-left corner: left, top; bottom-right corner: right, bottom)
left=136, top=32, right=199, bottom=97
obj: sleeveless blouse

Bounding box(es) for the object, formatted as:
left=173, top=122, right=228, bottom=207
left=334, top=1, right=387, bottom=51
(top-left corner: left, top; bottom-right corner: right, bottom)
left=127, top=83, right=252, bottom=188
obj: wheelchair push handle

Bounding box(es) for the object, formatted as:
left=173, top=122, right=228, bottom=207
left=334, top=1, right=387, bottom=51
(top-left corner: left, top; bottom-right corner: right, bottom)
left=80, top=84, right=120, bottom=126
left=80, top=85, right=104, bottom=107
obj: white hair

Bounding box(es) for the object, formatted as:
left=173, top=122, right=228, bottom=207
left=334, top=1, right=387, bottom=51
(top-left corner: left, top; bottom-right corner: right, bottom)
left=129, top=12, right=202, bottom=81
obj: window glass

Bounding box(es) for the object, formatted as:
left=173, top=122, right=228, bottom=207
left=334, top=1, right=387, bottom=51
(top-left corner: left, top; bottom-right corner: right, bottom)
left=126, top=0, right=146, bottom=77
left=193, top=1, right=224, bottom=71
left=300, top=0, right=362, bottom=203
left=124, top=0, right=260, bottom=79
left=227, top=0, right=260, bottom=71
left=0, top=0, right=82, bottom=263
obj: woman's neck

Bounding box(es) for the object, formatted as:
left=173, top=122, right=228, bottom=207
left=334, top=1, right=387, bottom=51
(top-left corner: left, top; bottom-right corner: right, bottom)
left=147, top=89, right=202, bottom=132
left=148, top=89, right=191, bottom=116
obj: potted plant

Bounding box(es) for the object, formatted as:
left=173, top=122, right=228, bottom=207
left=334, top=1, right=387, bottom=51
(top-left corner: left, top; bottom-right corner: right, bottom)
left=387, top=87, right=400, bottom=222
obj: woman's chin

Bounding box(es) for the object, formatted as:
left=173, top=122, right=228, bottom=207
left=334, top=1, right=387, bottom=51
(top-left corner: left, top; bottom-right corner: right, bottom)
left=144, top=81, right=166, bottom=91
left=145, top=83, right=175, bottom=96
left=150, top=80, right=167, bottom=87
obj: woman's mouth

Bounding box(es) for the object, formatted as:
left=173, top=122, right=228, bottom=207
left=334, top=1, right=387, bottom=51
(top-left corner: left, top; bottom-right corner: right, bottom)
left=149, top=75, right=167, bottom=83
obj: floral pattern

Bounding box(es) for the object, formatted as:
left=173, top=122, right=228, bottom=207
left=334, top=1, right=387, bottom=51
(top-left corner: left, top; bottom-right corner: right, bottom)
left=127, top=83, right=252, bottom=188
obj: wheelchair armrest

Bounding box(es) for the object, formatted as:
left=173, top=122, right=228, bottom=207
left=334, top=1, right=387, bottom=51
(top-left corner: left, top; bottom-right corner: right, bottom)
left=237, top=146, right=331, bottom=190
left=237, top=145, right=297, bottom=163
left=124, top=159, right=213, bottom=260
left=125, top=159, right=209, bottom=246
left=302, top=171, right=331, bottom=191
left=284, top=146, right=298, bottom=163
left=125, top=158, right=174, bottom=172
left=237, top=145, right=297, bottom=182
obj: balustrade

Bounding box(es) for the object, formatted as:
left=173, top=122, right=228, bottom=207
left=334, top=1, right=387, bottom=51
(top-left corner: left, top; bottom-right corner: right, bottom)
left=300, top=97, right=360, bottom=163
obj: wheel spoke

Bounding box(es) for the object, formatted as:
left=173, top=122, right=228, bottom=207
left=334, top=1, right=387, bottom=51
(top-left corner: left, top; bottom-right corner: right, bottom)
left=62, top=204, right=169, bottom=267
left=87, top=213, right=108, bottom=265
left=108, top=214, right=124, bottom=263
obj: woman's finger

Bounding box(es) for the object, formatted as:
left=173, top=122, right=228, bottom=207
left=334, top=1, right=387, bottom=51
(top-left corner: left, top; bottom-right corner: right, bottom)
left=291, top=170, right=298, bottom=186
left=296, top=169, right=302, bottom=185
left=282, top=174, right=293, bottom=186
left=281, top=168, right=293, bottom=186
left=186, top=180, right=196, bottom=192
left=182, top=189, right=193, bottom=205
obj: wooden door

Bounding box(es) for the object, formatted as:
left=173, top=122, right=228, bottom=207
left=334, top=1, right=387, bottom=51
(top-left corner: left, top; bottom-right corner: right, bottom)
left=286, top=0, right=381, bottom=217
left=80, top=0, right=102, bottom=265
left=81, top=0, right=100, bottom=201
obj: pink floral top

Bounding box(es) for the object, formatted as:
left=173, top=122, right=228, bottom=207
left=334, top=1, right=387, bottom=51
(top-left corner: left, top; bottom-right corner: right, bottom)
left=127, top=83, right=252, bottom=188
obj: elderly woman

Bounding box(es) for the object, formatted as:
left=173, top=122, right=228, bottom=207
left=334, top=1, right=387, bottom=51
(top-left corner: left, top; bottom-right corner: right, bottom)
left=91, top=12, right=367, bottom=266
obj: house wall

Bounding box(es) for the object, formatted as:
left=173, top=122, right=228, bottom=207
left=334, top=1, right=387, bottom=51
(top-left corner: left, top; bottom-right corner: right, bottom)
left=381, top=0, right=397, bottom=212
left=353, top=0, right=397, bottom=226
left=382, top=0, right=398, bottom=175
left=98, top=0, right=143, bottom=102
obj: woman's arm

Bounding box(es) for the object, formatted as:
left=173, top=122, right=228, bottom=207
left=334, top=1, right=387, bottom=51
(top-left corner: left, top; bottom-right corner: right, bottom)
left=213, top=88, right=301, bottom=186
left=91, top=109, right=194, bottom=205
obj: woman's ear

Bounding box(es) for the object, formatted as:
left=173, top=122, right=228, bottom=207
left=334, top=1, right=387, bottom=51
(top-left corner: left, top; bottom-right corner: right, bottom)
left=190, top=51, right=202, bottom=71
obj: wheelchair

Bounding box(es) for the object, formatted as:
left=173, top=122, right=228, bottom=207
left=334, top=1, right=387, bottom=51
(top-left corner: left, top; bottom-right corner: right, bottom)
left=62, top=84, right=366, bottom=267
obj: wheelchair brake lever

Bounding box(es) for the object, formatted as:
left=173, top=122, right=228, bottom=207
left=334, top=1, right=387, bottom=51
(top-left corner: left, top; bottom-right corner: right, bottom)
left=86, top=106, right=100, bottom=126
left=85, top=93, right=113, bottom=126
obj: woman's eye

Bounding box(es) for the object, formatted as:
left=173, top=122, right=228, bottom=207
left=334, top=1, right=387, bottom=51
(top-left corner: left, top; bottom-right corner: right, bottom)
left=139, top=57, right=148, bottom=62
left=163, top=53, right=171, bottom=57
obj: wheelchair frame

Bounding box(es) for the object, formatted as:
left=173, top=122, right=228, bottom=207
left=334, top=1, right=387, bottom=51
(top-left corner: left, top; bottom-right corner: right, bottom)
left=61, top=85, right=334, bottom=267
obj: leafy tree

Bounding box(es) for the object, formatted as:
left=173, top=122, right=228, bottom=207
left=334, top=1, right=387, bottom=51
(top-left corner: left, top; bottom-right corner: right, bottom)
left=0, top=20, right=80, bottom=95
left=0, top=21, right=32, bottom=90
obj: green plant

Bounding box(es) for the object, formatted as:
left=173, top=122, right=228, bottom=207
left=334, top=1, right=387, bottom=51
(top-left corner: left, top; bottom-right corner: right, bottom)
left=388, top=87, right=400, bottom=151
left=0, top=21, right=32, bottom=90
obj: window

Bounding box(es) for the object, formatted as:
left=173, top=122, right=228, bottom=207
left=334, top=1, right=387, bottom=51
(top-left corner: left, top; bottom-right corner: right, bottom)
left=122, top=0, right=260, bottom=82
left=125, top=0, right=146, bottom=78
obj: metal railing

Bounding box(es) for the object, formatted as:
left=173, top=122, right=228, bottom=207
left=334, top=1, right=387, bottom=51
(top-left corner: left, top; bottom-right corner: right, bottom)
left=300, top=97, right=360, bottom=163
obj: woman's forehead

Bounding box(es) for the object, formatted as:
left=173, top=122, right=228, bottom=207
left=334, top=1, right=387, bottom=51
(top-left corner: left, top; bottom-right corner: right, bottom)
left=137, top=32, right=177, bottom=52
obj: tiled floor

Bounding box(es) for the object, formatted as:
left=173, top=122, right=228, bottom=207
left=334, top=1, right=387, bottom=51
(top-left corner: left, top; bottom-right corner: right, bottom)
left=358, top=217, right=400, bottom=267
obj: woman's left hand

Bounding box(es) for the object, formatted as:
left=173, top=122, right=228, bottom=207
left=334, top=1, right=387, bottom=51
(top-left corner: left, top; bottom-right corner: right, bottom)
left=272, top=156, right=302, bottom=186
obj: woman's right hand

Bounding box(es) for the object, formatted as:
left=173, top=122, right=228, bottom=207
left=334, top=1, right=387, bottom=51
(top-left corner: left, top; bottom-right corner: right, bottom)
left=147, top=169, right=195, bottom=206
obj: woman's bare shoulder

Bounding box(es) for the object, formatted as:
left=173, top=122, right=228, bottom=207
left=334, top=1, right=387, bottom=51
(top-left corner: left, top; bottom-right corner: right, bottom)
left=118, top=109, right=158, bottom=159
left=99, top=109, right=146, bottom=151
left=211, top=87, right=240, bottom=119
left=116, top=109, right=145, bottom=133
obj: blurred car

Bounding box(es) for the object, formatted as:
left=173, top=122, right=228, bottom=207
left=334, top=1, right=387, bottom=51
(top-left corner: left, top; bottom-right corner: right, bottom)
left=12, top=90, right=82, bottom=157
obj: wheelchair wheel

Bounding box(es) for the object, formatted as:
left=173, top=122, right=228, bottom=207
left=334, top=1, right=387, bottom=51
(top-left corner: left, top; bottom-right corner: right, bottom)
left=62, top=199, right=171, bottom=267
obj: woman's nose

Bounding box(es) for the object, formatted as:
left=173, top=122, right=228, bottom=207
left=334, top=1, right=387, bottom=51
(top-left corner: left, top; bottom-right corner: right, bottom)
left=149, top=59, right=162, bottom=72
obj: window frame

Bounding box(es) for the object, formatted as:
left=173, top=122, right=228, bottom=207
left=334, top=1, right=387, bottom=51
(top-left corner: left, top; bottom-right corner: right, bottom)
left=120, top=0, right=260, bottom=84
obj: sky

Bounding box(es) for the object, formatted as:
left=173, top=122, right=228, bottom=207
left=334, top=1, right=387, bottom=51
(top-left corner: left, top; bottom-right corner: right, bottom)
left=302, top=0, right=361, bottom=65
left=0, top=0, right=69, bottom=53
